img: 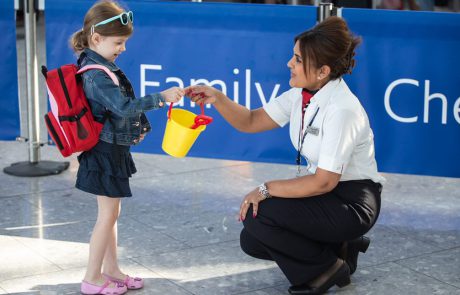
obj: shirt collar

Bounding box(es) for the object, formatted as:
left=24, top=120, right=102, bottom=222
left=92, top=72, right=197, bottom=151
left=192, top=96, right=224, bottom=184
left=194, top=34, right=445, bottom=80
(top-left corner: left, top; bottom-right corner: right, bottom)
left=309, top=78, right=342, bottom=108
left=82, top=48, right=120, bottom=72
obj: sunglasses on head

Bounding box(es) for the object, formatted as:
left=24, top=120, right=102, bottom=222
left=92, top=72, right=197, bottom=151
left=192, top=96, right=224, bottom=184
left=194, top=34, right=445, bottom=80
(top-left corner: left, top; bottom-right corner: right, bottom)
left=91, top=11, right=133, bottom=35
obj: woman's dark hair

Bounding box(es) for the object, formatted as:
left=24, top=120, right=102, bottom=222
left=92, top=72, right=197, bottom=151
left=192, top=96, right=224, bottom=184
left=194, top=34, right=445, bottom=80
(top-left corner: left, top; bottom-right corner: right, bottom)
left=70, top=0, right=133, bottom=53
left=295, top=16, right=361, bottom=79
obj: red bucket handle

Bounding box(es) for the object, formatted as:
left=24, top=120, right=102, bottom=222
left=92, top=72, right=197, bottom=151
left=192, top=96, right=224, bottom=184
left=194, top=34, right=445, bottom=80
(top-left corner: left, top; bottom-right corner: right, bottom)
left=167, top=102, right=174, bottom=120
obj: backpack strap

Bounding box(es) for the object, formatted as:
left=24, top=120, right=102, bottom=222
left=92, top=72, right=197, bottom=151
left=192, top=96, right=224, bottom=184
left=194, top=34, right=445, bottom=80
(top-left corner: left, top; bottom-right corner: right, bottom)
left=77, top=64, right=120, bottom=152
left=77, top=65, right=119, bottom=86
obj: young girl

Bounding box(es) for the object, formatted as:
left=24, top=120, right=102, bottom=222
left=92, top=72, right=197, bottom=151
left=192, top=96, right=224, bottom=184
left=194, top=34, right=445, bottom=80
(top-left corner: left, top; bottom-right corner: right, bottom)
left=70, top=1, right=183, bottom=294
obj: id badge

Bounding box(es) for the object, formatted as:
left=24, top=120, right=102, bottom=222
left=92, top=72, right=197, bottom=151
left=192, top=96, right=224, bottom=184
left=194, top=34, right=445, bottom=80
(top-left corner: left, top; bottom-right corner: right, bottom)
left=305, top=126, right=319, bottom=136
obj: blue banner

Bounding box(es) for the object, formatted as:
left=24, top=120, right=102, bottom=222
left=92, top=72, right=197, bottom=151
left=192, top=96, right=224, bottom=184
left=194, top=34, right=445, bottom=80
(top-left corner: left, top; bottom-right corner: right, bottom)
left=343, top=9, right=460, bottom=178
left=0, top=0, right=20, bottom=140
left=45, top=0, right=460, bottom=178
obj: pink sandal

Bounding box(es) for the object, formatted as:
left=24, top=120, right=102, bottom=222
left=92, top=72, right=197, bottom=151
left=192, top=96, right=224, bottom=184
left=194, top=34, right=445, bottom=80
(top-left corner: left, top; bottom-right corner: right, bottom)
left=103, top=274, right=144, bottom=290
left=81, top=280, right=127, bottom=295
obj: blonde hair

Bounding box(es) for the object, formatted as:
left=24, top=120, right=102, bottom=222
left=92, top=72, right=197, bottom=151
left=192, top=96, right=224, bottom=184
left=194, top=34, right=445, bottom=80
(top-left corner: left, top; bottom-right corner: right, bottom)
left=70, top=0, right=133, bottom=53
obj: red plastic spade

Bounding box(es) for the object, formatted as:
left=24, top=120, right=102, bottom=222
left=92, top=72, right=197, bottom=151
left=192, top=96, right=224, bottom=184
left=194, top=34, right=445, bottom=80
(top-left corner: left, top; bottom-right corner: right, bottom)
left=167, top=103, right=213, bottom=129
left=190, top=103, right=213, bottom=129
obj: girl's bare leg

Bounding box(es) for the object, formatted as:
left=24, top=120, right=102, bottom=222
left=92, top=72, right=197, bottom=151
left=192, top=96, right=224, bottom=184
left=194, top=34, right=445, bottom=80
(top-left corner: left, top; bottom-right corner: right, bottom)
left=83, top=196, right=121, bottom=285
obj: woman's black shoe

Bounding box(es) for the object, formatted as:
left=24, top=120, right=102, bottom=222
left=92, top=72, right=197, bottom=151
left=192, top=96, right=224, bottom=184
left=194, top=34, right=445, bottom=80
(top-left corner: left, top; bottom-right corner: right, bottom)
left=341, top=236, right=370, bottom=275
left=288, top=259, right=350, bottom=295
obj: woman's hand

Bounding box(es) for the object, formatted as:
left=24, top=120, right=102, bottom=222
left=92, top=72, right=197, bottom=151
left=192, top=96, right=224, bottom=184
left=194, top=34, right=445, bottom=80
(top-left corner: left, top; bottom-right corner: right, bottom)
left=139, top=133, right=146, bottom=143
left=239, top=187, right=264, bottom=221
left=184, top=85, right=222, bottom=105
left=161, top=87, right=184, bottom=103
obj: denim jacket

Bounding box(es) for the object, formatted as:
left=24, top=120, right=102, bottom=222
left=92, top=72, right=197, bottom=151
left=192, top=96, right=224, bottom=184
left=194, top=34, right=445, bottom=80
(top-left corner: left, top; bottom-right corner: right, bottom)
left=79, top=48, right=165, bottom=146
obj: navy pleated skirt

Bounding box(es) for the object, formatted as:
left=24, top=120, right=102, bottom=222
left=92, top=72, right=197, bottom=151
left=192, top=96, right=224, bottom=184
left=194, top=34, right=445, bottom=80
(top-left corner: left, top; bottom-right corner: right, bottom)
left=76, top=140, right=136, bottom=198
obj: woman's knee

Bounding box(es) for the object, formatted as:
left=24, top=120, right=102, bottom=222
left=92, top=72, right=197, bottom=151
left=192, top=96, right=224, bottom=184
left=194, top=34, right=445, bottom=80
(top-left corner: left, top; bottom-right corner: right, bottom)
left=242, top=207, right=258, bottom=232
left=242, top=202, right=275, bottom=233
left=240, top=229, right=270, bottom=260
left=240, top=229, right=253, bottom=256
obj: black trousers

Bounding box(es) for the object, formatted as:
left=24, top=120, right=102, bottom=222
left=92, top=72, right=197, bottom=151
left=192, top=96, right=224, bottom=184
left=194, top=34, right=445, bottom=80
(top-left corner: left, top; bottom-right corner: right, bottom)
left=240, top=180, right=382, bottom=286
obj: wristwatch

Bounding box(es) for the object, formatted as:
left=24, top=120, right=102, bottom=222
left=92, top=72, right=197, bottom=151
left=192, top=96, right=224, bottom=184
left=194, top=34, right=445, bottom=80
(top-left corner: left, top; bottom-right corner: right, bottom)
left=258, top=183, right=272, bottom=200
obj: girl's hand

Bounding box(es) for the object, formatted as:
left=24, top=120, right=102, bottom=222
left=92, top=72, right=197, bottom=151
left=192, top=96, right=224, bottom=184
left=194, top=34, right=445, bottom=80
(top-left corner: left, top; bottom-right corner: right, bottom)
left=161, top=87, right=185, bottom=103
left=239, top=187, right=264, bottom=221
left=184, top=85, right=221, bottom=105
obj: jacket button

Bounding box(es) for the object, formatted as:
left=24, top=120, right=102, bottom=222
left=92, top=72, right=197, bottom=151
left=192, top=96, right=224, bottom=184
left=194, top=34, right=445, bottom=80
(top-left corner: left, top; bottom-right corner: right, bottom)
left=143, top=127, right=147, bottom=131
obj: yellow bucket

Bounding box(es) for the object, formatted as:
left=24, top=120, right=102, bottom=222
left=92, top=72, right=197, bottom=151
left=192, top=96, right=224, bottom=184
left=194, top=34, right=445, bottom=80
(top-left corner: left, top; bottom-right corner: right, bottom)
left=162, top=107, right=207, bottom=158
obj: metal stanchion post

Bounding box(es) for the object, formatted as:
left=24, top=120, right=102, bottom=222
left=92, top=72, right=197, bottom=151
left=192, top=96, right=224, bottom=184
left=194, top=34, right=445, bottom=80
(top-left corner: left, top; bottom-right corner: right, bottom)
left=317, top=2, right=333, bottom=22
left=4, top=0, right=69, bottom=177
left=317, top=2, right=342, bottom=23
left=25, top=0, right=39, bottom=164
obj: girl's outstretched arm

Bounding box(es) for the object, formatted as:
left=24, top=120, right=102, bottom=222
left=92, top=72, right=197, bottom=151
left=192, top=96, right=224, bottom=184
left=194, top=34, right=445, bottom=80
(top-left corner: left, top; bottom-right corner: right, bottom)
left=84, top=71, right=183, bottom=117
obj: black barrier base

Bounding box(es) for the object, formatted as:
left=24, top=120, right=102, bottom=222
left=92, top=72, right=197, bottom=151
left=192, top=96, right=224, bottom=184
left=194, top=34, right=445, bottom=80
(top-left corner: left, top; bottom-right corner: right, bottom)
left=3, top=161, right=69, bottom=177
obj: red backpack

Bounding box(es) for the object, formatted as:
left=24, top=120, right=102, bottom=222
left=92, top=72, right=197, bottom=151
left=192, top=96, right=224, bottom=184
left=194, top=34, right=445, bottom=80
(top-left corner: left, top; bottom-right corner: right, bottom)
left=42, top=64, right=119, bottom=157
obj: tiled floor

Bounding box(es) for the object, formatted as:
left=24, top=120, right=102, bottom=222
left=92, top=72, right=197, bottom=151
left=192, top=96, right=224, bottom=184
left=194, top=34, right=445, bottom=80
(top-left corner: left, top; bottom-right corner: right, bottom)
left=0, top=140, right=459, bottom=294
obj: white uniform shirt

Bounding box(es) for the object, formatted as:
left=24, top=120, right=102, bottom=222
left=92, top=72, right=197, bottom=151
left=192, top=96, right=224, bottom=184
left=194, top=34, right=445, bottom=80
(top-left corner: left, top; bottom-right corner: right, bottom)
left=264, top=78, right=385, bottom=184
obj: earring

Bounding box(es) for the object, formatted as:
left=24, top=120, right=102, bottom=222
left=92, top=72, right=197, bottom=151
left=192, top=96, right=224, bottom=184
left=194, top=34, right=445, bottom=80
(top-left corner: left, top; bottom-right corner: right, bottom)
left=317, top=76, right=321, bottom=80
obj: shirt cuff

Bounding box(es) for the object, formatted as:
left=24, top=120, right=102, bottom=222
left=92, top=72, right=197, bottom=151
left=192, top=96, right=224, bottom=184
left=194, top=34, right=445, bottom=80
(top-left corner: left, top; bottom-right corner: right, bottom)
left=318, top=155, right=344, bottom=174
left=149, top=93, right=166, bottom=109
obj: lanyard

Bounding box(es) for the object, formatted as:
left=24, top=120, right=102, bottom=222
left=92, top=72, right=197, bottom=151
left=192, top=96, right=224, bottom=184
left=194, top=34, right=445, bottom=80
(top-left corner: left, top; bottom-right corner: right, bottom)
left=296, top=108, right=319, bottom=164
left=296, top=89, right=319, bottom=176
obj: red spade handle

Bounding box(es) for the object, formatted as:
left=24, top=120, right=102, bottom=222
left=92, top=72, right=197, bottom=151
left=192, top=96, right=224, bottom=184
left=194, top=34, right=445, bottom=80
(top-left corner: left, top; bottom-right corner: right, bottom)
left=167, top=103, right=213, bottom=129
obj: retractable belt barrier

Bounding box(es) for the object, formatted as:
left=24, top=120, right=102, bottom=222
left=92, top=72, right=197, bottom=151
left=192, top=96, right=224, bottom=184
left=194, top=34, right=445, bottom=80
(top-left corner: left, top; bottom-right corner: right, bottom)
left=44, top=0, right=460, bottom=178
